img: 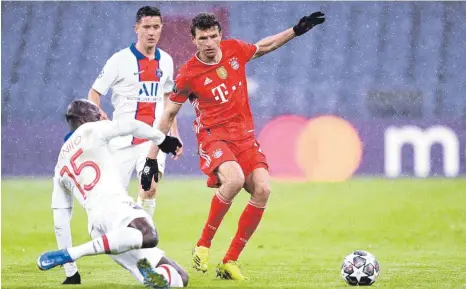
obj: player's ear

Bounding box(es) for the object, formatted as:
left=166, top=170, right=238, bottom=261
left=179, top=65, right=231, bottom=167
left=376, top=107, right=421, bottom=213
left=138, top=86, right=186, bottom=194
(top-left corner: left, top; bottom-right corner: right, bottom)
left=192, top=35, right=197, bottom=45
left=134, top=23, right=138, bottom=34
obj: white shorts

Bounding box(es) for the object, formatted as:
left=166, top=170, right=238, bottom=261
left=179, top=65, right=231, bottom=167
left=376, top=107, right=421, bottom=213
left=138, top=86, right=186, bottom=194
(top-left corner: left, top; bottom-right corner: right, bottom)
left=112, top=141, right=167, bottom=188
left=88, top=201, right=165, bottom=284
left=88, top=200, right=154, bottom=236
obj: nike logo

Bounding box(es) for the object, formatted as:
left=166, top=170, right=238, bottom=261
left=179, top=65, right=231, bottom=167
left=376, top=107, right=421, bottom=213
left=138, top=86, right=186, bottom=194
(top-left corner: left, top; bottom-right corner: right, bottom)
left=134, top=70, right=145, bottom=75
left=41, top=259, right=54, bottom=267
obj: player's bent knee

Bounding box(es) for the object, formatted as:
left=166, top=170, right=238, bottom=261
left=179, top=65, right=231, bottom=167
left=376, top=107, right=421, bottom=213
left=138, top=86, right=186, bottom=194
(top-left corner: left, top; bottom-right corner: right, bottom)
left=128, top=217, right=159, bottom=248
left=226, top=176, right=244, bottom=192
left=253, top=183, right=271, bottom=205
left=142, top=227, right=159, bottom=248
left=217, top=161, right=245, bottom=193
left=222, top=170, right=245, bottom=192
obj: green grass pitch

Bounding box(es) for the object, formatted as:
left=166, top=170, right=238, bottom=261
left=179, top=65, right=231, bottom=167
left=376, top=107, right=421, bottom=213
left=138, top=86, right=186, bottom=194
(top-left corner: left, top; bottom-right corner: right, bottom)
left=2, top=178, right=466, bottom=288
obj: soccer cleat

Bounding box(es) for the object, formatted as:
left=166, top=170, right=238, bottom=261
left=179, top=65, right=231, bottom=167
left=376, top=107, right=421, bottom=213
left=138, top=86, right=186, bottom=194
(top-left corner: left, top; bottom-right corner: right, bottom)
left=216, top=260, right=247, bottom=280
left=192, top=246, right=210, bottom=272
left=136, top=258, right=169, bottom=289
left=37, top=249, right=73, bottom=271
left=62, top=271, right=81, bottom=284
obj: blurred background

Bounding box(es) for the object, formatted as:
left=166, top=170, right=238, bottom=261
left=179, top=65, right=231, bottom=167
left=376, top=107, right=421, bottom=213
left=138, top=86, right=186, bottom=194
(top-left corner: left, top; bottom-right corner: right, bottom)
left=2, top=1, right=465, bottom=179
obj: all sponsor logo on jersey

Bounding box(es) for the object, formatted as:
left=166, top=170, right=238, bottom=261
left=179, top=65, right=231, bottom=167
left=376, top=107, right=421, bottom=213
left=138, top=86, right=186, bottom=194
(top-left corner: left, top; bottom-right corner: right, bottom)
left=216, top=66, right=228, bottom=79
left=132, top=81, right=162, bottom=102
left=229, top=57, right=239, bottom=70
left=155, top=68, right=163, bottom=78
left=213, top=149, right=223, bottom=158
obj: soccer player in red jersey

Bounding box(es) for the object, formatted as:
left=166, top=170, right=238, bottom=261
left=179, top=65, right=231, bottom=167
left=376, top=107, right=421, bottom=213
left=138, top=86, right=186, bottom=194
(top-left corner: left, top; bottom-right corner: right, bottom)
left=141, top=12, right=325, bottom=279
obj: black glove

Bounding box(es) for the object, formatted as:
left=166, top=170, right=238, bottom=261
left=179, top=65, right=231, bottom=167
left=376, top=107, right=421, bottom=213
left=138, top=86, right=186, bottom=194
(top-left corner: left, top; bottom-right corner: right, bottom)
left=293, top=11, right=325, bottom=36
left=62, top=271, right=81, bottom=285
left=141, top=158, right=159, bottom=190
left=158, top=135, right=183, bottom=155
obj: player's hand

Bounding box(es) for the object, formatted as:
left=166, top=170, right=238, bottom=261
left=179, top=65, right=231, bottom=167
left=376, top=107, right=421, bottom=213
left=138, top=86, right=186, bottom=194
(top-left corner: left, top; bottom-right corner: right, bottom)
left=171, top=136, right=184, bottom=160
left=173, top=145, right=184, bottom=160
left=98, top=108, right=109, bottom=120
left=158, top=135, right=183, bottom=156
left=141, top=158, right=159, bottom=189
left=293, top=11, right=325, bottom=36
left=62, top=271, right=81, bottom=284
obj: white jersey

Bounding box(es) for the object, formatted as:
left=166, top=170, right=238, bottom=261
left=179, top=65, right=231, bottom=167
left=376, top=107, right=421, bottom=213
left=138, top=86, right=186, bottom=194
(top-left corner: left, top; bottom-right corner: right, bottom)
left=51, top=120, right=165, bottom=214
left=92, top=44, right=174, bottom=150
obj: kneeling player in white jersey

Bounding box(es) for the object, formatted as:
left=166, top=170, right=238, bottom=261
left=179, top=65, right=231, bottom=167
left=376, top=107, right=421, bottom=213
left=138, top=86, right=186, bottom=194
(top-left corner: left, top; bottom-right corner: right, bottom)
left=88, top=6, right=182, bottom=217
left=37, top=100, right=187, bottom=288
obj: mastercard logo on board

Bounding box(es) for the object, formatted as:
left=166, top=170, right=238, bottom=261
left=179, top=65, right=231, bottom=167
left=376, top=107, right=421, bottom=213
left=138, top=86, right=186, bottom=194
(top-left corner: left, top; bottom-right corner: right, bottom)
left=257, top=115, right=363, bottom=182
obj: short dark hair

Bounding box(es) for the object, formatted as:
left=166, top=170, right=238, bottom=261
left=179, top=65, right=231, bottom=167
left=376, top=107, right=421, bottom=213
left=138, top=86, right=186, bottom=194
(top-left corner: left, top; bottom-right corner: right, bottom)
left=190, top=13, right=222, bottom=37
left=65, top=99, right=101, bottom=131
left=136, top=6, right=162, bottom=23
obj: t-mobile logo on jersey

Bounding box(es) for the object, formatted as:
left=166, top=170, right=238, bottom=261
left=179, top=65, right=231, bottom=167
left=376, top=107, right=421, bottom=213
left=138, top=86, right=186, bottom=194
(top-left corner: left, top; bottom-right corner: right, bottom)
left=211, top=83, right=229, bottom=103
left=211, top=81, right=243, bottom=104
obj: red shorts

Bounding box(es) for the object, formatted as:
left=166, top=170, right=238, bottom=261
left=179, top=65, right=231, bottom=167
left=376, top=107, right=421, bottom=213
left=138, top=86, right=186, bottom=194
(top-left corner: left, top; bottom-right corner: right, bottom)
left=198, top=137, right=268, bottom=188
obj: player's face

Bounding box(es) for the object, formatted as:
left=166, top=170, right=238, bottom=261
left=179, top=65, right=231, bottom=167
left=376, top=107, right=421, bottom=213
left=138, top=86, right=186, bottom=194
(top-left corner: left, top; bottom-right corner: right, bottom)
left=135, top=16, right=163, bottom=49
left=193, top=26, right=222, bottom=59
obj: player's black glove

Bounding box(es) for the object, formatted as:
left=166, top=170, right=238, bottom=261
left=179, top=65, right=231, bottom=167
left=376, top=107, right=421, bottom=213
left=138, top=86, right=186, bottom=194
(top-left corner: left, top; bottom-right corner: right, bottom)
left=62, top=271, right=81, bottom=285
left=293, top=11, right=325, bottom=36
left=158, top=135, right=183, bottom=155
left=141, top=157, right=159, bottom=190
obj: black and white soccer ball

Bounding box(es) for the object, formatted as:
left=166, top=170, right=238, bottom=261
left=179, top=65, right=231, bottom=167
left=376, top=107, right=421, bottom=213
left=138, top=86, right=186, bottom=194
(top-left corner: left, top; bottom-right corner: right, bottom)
left=341, top=250, right=380, bottom=286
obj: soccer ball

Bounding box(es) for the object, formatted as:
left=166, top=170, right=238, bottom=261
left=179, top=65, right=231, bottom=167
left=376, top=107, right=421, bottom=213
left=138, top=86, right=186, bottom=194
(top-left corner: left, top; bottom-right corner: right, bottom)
left=341, top=250, right=380, bottom=286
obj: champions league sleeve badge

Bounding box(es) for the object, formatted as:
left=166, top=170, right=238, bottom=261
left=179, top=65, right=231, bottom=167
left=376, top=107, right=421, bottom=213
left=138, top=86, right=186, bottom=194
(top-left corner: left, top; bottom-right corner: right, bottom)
left=155, top=68, right=163, bottom=78
left=216, top=66, right=228, bottom=79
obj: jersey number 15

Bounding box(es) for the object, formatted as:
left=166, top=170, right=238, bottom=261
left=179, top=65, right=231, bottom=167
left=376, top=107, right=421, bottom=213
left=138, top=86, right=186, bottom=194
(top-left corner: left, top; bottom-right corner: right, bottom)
left=60, top=149, right=101, bottom=199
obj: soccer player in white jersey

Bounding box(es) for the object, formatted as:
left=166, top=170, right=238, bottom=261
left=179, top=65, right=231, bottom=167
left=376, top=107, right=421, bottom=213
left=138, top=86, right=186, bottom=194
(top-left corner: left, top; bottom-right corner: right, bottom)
left=37, top=100, right=187, bottom=288
left=88, top=6, right=182, bottom=217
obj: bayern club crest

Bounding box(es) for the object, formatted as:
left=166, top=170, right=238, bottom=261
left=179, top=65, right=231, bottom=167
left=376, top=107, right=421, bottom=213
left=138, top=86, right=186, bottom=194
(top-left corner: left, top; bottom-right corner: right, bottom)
left=229, top=57, right=240, bottom=70
left=213, top=149, right=223, bottom=159
left=155, top=68, right=163, bottom=78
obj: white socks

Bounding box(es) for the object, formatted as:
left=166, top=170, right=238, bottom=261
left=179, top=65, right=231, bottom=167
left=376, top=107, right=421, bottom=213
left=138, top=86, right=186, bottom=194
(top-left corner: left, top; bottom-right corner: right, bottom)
left=64, top=262, right=78, bottom=277
left=67, top=227, right=143, bottom=260
left=156, top=264, right=184, bottom=288
left=137, top=196, right=156, bottom=217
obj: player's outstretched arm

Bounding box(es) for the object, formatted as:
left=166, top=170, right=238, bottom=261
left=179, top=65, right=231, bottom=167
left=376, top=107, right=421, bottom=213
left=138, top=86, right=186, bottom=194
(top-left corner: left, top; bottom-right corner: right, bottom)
left=95, top=118, right=182, bottom=157
left=253, top=11, right=325, bottom=59
left=96, top=119, right=165, bottom=144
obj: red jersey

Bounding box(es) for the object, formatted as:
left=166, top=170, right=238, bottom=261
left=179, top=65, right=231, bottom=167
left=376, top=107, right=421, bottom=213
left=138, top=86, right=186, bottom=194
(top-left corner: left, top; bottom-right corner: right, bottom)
left=170, top=39, right=258, bottom=141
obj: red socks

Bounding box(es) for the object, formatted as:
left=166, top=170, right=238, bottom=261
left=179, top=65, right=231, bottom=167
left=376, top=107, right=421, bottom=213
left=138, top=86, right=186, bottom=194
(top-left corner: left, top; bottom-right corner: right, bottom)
left=196, top=191, right=232, bottom=248
left=223, top=201, right=265, bottom=263
left=196, top=191, right=266, bottom=263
